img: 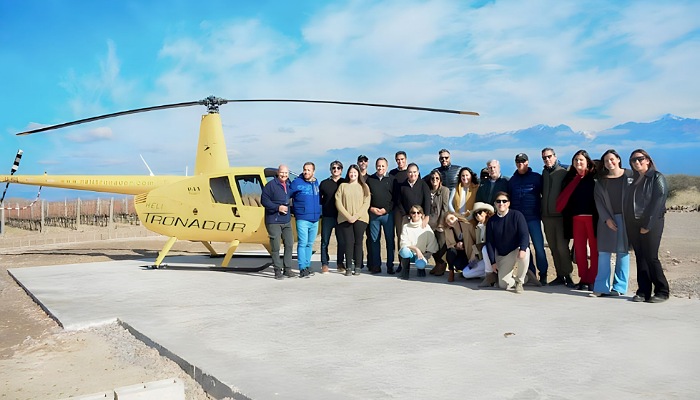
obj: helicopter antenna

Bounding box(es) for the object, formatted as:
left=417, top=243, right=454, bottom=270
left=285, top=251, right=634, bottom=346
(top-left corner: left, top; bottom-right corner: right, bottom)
left=17, top=96, right=478, bottom=136
left=139, top=154, right=155, bottom=176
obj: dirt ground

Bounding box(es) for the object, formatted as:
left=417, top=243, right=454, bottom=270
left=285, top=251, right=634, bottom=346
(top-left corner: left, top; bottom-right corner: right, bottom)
left=1, top=212, right=699, bottom=399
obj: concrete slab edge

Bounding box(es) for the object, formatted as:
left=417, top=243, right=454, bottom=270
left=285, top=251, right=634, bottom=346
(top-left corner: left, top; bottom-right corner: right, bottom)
left=117, top=319, right=252, bottom=400
left=7, top=268, right=65, bottom=329
left=6, top=268, right=248, bottom=399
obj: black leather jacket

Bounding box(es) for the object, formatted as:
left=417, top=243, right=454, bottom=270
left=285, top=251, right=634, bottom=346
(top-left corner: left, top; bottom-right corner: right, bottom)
left=625, top=168, right=667, bottom=231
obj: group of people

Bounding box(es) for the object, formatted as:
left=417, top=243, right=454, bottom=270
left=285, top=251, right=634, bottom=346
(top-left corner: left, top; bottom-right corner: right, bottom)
left=261, top=147, right=670, bottom=303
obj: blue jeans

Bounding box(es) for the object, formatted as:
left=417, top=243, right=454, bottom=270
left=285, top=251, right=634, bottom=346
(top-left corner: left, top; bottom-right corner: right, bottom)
left=594, top=215, right=630, bottom=294
left=527, top=219, right=548, bottom=275
left=296, top=219, right=319, bottom=270
left=320, top=216, right=344, bottom=266
left=369, top=212, right=395, bottom=268
left=399, top=247, right=427, bottom=269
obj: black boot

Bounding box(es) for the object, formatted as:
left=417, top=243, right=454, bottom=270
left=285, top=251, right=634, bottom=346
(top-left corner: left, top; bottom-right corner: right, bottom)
left=283, top=268, right=295, bottom=278
left=399, top=258, right=410, bottom=280
left=274, top=269, right=284, bottom=280
left=386, top=265, right=395, bottom=275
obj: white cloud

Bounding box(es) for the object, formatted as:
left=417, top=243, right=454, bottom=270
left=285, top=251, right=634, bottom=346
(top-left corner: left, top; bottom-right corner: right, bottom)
left=32, top=0, right=699, bottom=177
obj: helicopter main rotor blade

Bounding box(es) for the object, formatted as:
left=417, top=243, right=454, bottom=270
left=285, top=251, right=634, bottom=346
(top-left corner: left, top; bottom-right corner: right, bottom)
left=224, top=99, right=479, bottom=116
left=17, top=96, right=478, bottom=136
left=16, top=100, right=202, bottom=135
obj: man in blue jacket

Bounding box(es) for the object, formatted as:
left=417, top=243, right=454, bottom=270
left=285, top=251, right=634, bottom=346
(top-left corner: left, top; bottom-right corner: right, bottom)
left=508, top=153, right=548, bottom=286
left=290, top=162, right=322, bottom=278
left=261, top=165, right=293, bottom=280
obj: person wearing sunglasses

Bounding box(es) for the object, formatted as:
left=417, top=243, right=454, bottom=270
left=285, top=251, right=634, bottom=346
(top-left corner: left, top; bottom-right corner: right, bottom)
left=541, top=148, right=575, bottom=287
left=319, top=161, right=346, bottom=274
left=398, top=205, right=439, bottom=280
left=485, top=192, right=531, bottom=293
left=624, top=149, right=670, bottom=303
left=432, top=148, right=461, bottom=191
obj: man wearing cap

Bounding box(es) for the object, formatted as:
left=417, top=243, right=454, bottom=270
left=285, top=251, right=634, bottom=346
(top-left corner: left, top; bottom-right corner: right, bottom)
left=357, top=154, right=372, bottom=270
left=476, top=159, right=510, bottom=205
left=357, top=155, right=370, bottom=183
left=432, top=149, right=461, bottom=192
left=366, top=157, right=396, bottom=274
left=319, top=161, right=345, bottom=274
left=541, top=147, right=574, bottom=286
left=508, top=153, right=548, bottom=286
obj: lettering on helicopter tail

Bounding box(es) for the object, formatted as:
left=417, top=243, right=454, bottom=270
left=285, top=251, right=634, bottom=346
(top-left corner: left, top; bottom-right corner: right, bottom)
left=59, top=178, right=156, bottom=187
left=187, top=186, right=201, bottom=194
left=144, top=213, right=246, bottom=232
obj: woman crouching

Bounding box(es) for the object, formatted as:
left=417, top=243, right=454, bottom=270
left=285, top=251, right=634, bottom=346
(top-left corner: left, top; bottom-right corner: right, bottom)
left=398, top=205, right=439, bottom=280
left=442, top=202, right=494, bottom=283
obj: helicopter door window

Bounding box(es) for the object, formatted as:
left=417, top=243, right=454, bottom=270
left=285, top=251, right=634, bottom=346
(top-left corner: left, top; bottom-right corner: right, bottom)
left=209, top=176, right=236, bottom=205
left=235, top=175, right=265, bottom=207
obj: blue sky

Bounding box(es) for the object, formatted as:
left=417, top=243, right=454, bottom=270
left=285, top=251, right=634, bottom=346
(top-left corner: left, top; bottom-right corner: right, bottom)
left=1, top=0, right=699, bottom=199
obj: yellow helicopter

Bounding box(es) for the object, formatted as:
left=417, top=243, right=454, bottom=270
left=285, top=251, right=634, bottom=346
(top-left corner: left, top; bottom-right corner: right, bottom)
left=1, top=96, right=478, bottom=270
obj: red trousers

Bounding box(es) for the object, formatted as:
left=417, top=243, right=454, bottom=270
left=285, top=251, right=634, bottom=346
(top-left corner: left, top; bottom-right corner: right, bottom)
left=573, top=215, right=598, bottom=284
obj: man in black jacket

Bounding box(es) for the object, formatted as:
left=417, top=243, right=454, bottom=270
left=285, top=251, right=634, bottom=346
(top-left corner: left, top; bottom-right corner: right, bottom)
left=366, top=157, right=396, bottom=274
left=319, top=161, right=345, bottom=274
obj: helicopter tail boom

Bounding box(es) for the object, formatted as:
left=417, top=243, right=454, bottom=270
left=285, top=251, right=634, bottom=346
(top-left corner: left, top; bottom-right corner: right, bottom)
left=0, top=174, right=187, bottom=196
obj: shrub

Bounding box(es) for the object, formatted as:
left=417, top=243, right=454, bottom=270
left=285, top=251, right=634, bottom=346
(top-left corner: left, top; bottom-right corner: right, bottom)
left=666, top=174, right=700, bottom=197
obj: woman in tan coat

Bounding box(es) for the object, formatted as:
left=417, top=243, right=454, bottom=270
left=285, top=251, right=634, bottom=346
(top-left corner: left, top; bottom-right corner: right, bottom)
left=335, top=164, right=371, bottom=276
left=449, top=167, right=479, bottom=217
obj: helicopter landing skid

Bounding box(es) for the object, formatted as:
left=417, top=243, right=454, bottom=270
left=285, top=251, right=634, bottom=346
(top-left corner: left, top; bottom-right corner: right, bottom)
left=144, top=262, right=272, bottom=273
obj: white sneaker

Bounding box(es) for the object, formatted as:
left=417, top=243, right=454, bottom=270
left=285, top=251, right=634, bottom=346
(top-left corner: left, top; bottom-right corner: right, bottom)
left=515, top=282, right=524, bottom=293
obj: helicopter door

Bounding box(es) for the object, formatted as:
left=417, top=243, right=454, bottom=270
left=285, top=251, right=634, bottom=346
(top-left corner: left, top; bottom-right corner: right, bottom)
left=209, top=175, right=238, bottom=214
left=233, top=174, right=265, bottom=231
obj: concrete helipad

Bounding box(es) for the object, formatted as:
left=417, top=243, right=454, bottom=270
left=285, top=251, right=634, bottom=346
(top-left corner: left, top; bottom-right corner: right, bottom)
left=8, top=254, right=700, bottom=399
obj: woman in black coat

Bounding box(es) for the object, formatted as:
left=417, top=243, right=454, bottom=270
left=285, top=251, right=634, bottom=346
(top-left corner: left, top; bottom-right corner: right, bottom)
left=624, top=149, right=670, bottom=303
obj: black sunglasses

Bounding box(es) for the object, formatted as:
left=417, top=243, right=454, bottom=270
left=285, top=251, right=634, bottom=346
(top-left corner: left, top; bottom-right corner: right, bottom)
left=630, top=156, right=647, bottom=163
left=495, top=199, right=509, bottom=204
